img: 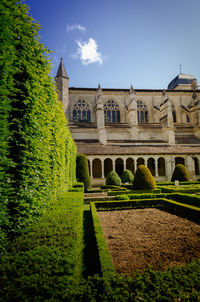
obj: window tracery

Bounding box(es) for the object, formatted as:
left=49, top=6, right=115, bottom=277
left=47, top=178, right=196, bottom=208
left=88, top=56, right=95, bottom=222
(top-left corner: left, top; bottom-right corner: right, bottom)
left=104, top=100, right=120, bottom=123
left=73, top=99, right=91, bottom=122
left=137, top=100, right=148, bottom=123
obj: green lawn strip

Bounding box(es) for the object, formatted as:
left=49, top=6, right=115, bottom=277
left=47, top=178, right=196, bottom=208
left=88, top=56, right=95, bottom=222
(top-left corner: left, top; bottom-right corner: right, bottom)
left=90, top=202, right=115, bottom=278
left=0, top=192, right=84, bottom=301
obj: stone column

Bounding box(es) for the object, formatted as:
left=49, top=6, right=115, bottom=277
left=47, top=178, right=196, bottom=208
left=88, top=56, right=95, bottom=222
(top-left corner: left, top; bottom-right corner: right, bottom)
left=186, top=156, right=195, bottom=180
left=90, top=159, right=93, bottom=179
left=166, top=158, right=173, bottom=181
left=155, top=158, right=158, bottom=177
left=101, top=159, right=105, bottom=178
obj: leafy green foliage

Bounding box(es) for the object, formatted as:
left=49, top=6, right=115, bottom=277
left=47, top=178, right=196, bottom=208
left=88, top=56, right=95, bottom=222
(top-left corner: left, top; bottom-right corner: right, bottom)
left=133, top=165, right=156, bottom=190
left=171, top=164, right=190, bottom=182
left=115, top=194, right=130, bottom=200
left=106, top=171, right=121, bottom=186
left=0, top=0, right=77, bottom=242
left=76, top=154, right=91, bottom=191
left=121, top=169, right=134, bottom=183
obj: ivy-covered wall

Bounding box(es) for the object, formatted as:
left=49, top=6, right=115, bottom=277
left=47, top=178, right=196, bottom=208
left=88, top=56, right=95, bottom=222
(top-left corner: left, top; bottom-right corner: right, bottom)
left=0, top=0, right=76, bottom=248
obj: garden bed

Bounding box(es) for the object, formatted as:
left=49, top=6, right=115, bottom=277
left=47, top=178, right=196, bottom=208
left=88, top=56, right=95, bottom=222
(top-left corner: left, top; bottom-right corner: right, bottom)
left=98, top=208, right=200, bottom=275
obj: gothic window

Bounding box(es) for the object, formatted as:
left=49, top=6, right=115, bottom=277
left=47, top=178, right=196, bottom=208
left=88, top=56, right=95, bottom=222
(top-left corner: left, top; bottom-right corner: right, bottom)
left=172, top=105, right=176, bottom=123
left=137, top=100, right=148, bottom=123
left=104, top=100, right=120, bottom=123
left=73, top=100, right=91, bottom=122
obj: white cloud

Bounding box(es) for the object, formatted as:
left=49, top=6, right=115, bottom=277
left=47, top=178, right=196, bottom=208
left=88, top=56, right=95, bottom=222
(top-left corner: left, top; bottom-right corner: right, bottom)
left=76, top=38, right=104, bottom=65
left=66, top=24, right=86, bottom=33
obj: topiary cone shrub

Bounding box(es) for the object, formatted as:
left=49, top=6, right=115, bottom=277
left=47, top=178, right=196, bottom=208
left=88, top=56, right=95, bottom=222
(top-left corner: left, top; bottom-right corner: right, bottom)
left=171, top=164, right=190, bottom=182
left=132, top=165, right=156, bottom=190
left=121, top=169, right=134, bottom=183
left=76, top=154, right=91, bottom=191
left=106, top=171, right=121, bottom=186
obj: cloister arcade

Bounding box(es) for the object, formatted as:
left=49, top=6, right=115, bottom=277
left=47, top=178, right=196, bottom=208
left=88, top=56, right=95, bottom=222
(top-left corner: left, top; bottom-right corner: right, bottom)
left=87, top=154, right=200, bottom=185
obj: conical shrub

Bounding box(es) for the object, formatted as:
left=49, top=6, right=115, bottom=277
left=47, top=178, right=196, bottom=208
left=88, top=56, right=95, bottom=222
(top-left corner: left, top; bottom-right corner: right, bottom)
left=132, top=165, right=156, bottom=190
left=106, top=171, right=121, bottom=186
left=171, top=164, right=190, bottom=181
left=121, top=169, right=134, bottom=183
left=76, top=154, right=91, bottom=191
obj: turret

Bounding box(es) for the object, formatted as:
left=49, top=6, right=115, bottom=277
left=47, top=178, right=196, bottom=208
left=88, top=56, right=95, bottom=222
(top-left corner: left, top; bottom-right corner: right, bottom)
left=55, top=58, right=69, bottom=115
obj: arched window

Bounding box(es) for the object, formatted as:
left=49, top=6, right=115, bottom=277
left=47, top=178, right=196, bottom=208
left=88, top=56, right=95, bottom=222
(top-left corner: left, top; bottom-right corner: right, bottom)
left=137, top=100, right=148, bottom=123
left=104, top=100, right=120, bottom=123
left=73, top=100, right=91, bottom=122
left=172, top=105, right=176, bottom=123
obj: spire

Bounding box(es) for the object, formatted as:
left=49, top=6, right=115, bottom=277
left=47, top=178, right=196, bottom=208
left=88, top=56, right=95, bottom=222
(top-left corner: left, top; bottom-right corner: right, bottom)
left=56, top=58, right=69, bottom=79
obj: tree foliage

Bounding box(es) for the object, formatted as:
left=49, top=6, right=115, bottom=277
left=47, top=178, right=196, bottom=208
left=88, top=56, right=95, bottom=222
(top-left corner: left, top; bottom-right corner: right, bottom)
left=132, top=165, right=156, bottom=190
left=171, top=164, right=190, bottom=182
left=0, top=0, right=76, bottom=246
left=76, top=154, right=91, bottom=191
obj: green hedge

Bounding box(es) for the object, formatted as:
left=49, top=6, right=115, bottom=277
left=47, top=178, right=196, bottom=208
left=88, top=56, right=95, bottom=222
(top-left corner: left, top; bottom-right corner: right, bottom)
left=101, top=185, right=126, bottom=191
left=171, top=164, right=190, bottom=182
left=107, top=189, right=161, bottom=196
left=0, top=192, right=84, bottom=301
left=0, top=1, right=77, bottom=243
left=90, top=203, right=114, bottom=278
left=159, top=186, right=200, bottom=194
left=133, top=165, right=156, bottom=190
left=76, top=154, right=91, bottom=191
left=106, top=171, right=121, bottom=186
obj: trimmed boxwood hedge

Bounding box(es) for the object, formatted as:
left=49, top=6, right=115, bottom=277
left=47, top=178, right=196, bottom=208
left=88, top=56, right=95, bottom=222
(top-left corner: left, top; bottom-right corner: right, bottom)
left=0, top=192, right=84, bottom=301
left=76, top=154, right=91, bottom=191
left=171, top=164, right=190, bottom=182
left=106, top=171, right=121, bottom=186
left=133, top=165, right=156, bottom=190
left=121, top=169, right=134, bottom=184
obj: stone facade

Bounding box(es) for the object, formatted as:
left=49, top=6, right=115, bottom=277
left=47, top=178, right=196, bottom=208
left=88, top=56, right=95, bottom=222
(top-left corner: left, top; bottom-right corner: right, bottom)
left=55, top=59, right=200, bottom=185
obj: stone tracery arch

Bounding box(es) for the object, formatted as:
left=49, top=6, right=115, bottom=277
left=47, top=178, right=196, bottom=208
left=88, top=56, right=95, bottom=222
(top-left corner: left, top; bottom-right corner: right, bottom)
left=73, top=99, right=91, bottom=122
left=104, top=100, right=120, bottom=123
left=137, top=100, right=148, bottom=123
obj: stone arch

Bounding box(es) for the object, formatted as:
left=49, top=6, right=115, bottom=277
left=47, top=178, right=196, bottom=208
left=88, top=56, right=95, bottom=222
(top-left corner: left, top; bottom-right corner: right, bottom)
left=175, top=157, right=185, bottom=165
left=72, top=99, right=91, bottom=122
left=158, top=157, right=166, bottom=176
left=104, top=158, right=113, bottom=177
left=104, top=100, right=120, bottom=123
left=193, top=157, right=199, bottom=175
left=147, top=158, right=155, bottom=176
left=92, top=158, right=102, bottom=178
left=137, top=157, right=145, bottom=167
left=126, top=158, right=135, bottom=174
left=115, top=158, right=124, bottom=176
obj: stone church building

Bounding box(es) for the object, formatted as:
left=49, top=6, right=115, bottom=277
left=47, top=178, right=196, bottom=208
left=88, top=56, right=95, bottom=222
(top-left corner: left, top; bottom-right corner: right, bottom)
left=55, top=58, right=200, bottom=185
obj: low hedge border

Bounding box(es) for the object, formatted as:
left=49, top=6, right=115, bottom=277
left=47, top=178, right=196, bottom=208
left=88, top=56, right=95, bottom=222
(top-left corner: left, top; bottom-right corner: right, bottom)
left=94, top=198, right=200, bottom=223
left=156, top=181, right=200, bottom=186
left=159, top=186, right=200, bottom=194
left=101, top=185, right=127, bottom=191
left=107, top=189, right=161, bottom=196
left=90, top=202, right=114, bottom=278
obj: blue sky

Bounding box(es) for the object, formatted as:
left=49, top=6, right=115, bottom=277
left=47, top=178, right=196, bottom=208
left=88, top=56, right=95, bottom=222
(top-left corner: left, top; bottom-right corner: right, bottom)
left=25, top=0, right=200, bottom=89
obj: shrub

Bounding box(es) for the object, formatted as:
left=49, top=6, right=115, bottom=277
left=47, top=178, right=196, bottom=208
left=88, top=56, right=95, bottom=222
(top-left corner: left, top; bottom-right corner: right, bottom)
left=121, top=170, right=134, bottom=183
left=106, top=171, right=121, bottom=186
left=115, top=194, right=130, bottom=200
left=76, top=154, right=91, bottom=191
left=132, top=165, right=156, bottom=190
left=171, top=164, right=190, bottom=182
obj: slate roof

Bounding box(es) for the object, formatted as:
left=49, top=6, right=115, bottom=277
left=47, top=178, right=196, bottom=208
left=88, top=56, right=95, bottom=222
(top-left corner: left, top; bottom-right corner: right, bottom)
left=76, top=142, right=200, bottom=155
